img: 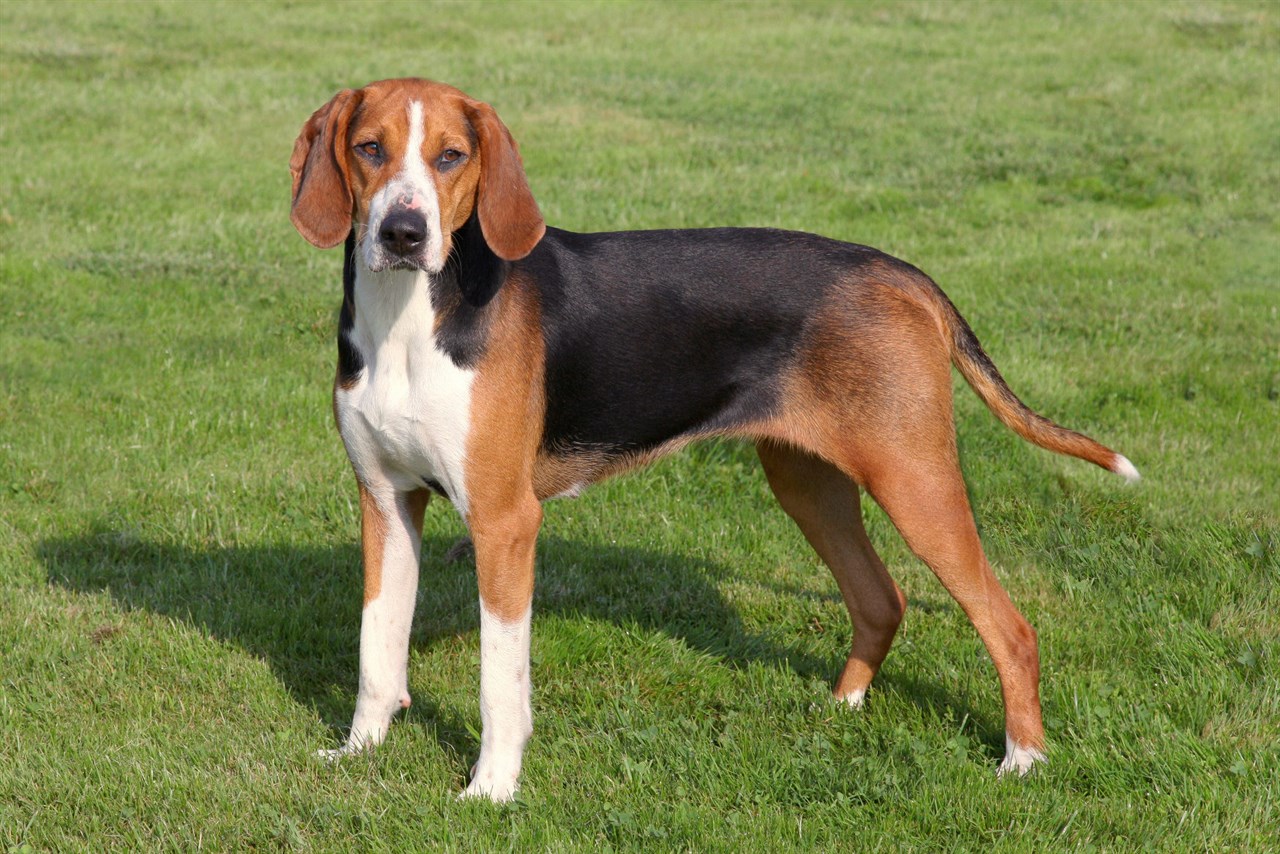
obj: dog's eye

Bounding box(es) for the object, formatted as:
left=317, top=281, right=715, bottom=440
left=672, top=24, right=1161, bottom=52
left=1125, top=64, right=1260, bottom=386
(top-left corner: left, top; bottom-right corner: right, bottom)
left=355, top=141, right=382, bottom=160
left=438, top=149, right=466, bottom=169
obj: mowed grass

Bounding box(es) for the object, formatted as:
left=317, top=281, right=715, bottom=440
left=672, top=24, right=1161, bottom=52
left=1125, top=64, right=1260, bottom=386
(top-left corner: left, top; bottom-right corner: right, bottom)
left=1, top=0, right=1277, bottom=849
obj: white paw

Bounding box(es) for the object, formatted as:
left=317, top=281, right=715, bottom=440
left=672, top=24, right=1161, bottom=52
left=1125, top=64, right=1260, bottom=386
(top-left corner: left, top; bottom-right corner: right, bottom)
left=459, top=772, right=519, bottom=803
left=996, top=737, right=1047, bottom=777
left=316, top=742, right=369, bottom=762
left=316, top=728, right=382, bottom=763
left=839, top=688, right=867, bottom=709
left=459, top=748, right=523, bottom=803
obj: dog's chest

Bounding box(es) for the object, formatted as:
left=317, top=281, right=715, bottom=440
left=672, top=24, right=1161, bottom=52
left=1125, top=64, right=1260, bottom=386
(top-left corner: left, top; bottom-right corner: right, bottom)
left=335, top=271, right=474, bottom=514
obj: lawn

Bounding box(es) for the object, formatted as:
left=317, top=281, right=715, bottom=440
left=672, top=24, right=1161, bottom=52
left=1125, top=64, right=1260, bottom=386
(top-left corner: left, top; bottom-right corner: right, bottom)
left=1, top=0, right=1277, bottom=849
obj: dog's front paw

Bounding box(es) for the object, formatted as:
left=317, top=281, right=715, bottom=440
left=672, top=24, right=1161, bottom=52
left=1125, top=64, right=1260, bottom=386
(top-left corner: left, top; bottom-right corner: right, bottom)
left=317, top=727, right=384, bottom=763
left=460, top=774, right=519, bottom=803
left=459, top=754, right=521, bottom=803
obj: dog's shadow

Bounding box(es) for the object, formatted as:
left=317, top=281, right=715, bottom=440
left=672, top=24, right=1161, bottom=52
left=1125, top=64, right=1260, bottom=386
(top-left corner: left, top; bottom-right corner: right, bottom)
left=39, top=519, right=992, bottom=761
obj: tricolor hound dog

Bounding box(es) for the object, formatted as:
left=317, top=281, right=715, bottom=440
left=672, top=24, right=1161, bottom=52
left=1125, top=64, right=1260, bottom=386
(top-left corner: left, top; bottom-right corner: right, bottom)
left=289, top=77, right=1138, bottom=801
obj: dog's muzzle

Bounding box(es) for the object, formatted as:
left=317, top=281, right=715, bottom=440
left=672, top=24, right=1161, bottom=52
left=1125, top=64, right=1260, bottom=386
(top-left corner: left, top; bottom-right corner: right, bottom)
left=378, top=207, right=429, bottom=267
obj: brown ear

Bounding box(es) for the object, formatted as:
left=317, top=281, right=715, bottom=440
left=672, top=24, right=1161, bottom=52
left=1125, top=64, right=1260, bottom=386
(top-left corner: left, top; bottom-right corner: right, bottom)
left=465, top=99, right=546, bottom=260
left=289, top=89, right=361, bottom=248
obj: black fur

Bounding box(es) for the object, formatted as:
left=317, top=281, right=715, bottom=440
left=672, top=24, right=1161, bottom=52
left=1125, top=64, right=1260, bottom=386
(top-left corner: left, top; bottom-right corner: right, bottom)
left=346, top=220, right=890, bottom=464
left=336, top=232, right=364, bottom=387
left=430, top=211, right=508, bottom=368
left=515, top=227, right=882, bottom=459
left=336, top=214, right=506, bottom=384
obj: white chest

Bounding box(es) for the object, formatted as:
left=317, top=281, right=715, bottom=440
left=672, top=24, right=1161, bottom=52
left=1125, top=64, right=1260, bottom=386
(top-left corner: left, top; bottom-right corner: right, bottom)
left=335, top=268, right=475, bottom=516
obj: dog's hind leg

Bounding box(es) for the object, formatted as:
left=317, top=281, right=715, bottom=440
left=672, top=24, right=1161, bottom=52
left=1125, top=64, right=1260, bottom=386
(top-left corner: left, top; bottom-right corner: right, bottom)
left=861, top=444, right=1047, bottom=776
left=756, top=440, right=908, bottom=708
left=784, top=273, right=1046, bottom=774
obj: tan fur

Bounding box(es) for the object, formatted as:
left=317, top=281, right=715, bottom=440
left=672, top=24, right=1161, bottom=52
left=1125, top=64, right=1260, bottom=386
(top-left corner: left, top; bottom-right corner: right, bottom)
left=534, top=434, right=719, bottom=500
left=292, top=79, right=1138, bottom=791
left=289, top=89, right=361, bottom=248
left=358, top=483, right=388, bottom=607
left=289, top=78, right=543, bottom=261
left=462, top=276, right=546, bottom=621
left=756, top=441, right=907, bottom=702
left=759, top=273, right=1047, bottom=750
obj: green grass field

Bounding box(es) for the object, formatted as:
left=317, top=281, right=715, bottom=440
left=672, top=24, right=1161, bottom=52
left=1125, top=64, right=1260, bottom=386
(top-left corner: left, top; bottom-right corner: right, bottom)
left=2, top=0, right=1277, bottom=849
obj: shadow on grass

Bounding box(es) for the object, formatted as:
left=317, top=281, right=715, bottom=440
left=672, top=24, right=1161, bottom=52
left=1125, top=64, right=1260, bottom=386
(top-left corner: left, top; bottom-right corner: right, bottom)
left=38, top=522, right=1001, bottom=762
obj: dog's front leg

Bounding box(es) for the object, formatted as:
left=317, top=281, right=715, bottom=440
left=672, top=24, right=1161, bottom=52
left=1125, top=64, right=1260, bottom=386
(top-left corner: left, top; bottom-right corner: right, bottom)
left=461, top=493, right=542, bottom=802
left=322, top=483, right=429, bottom=759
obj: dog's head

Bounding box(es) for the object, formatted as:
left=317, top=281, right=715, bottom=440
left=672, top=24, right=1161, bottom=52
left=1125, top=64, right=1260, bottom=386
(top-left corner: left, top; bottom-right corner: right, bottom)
left=289, top=78, right=545, bottom=272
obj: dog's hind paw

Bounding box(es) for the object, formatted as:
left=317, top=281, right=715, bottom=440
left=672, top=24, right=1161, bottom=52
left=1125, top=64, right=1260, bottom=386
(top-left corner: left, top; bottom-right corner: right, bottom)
left=837, top=688, right=867, bottom=709
left=316, top=741, right=374, bottom=763
left=996, top=737, right=1047, bottom=777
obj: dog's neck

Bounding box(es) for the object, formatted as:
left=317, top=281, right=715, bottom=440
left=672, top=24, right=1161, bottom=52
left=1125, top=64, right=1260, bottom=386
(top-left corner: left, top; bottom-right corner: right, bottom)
left=341, top=211, right=507, bottom=373
left=436, top=209, right=510, bottom=310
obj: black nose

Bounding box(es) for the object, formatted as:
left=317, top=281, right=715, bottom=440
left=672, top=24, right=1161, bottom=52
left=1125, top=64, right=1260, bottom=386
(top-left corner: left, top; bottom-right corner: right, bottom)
left=379, top=209, right=427, bottom=257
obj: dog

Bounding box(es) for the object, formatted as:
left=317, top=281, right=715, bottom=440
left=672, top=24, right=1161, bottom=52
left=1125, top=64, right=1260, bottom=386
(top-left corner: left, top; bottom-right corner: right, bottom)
left=288, top=77, right=1138, bottom=801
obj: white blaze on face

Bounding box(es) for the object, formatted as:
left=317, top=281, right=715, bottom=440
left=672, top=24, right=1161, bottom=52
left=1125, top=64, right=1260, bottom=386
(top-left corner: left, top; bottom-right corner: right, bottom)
left=363, top=100, right=446, bottom=272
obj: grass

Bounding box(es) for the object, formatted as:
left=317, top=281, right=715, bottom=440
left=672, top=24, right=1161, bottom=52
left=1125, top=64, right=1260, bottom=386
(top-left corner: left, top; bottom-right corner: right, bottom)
left=1, top=0, right=1277, bottom=849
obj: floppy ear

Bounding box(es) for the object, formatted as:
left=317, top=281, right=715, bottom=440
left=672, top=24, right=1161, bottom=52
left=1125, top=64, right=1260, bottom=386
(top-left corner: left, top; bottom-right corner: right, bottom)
left=465, top=99, right=546, bottom=261
left=289, top=89, right=361, bottom=248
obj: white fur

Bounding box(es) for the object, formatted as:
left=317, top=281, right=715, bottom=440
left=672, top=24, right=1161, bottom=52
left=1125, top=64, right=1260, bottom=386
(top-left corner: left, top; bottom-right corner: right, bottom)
left=320, top=491, right=421, bottom=759
left=549, top=482, right=587, bottom=500
left=1112, top=454, right=1140, bottom=484
left=997, top=735, right=1047, bottom=777
left=461, top=600, right=533, bottom=802
left=336, top=262, right=475, bottom=517
left=363, top=100, right=447, bottom=274
left=840, top=688, right=867, bottom=709
left=336, top=98, right=473, bottom=515
left=325, top=99, right=476, bottom=764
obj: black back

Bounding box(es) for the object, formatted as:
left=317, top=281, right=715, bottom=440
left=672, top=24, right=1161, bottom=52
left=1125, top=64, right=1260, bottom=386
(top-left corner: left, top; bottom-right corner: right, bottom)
left=517, top=227, right=881, bottom=457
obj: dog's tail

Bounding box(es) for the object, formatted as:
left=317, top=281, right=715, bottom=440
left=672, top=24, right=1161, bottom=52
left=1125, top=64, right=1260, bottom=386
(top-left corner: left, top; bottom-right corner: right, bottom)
left=928, top=285, right=1139, bottom=482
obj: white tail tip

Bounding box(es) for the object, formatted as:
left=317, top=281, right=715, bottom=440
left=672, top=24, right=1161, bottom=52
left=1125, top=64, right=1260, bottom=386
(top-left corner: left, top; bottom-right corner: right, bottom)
left=1112, top=455, right=1140, bottom=483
